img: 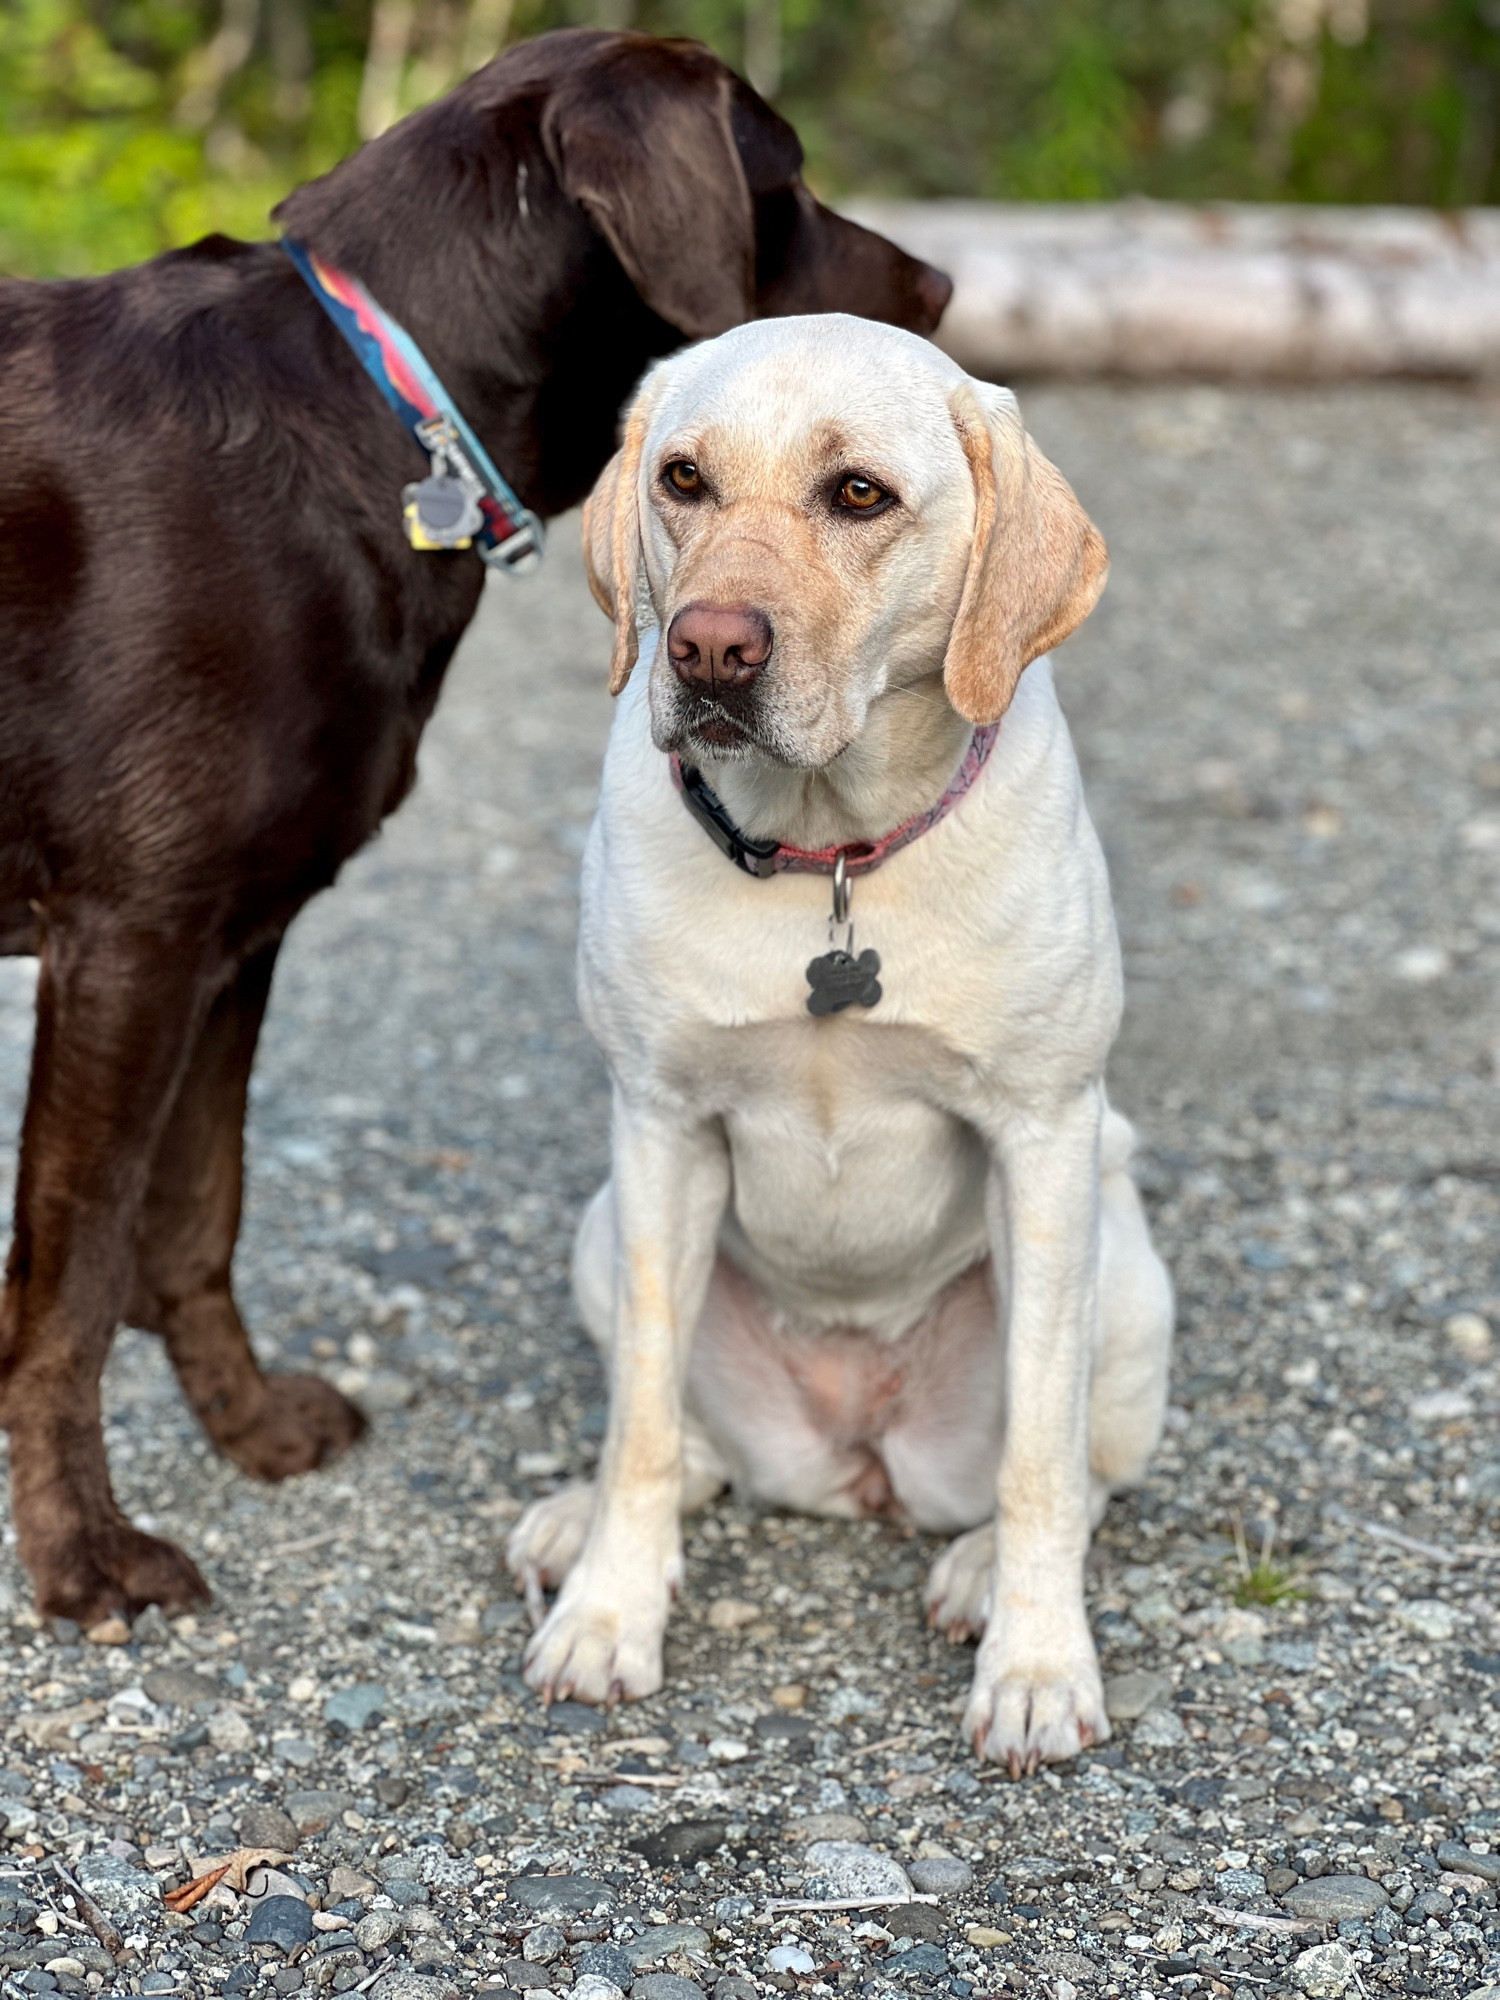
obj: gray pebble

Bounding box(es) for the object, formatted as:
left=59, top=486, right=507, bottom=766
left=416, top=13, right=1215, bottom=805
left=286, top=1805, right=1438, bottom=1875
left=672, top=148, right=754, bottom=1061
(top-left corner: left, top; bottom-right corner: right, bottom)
left=1282, top=1875, right=1387, bottom=1922
left=800, top=1841, right=910, bottom=1900
left=625, top=1926, right=709, bottom=1968
left=382, top=1880, right=430, bottom=1909
left=1216, top=1870, right=1267, bottom=1902
left=1002, top=1855, right=1070, bottom=1889
left=284, top=1791, right=352, bottom=1835
left=601, top=1785, right=655, bottom=1815
left=369, top=1975, right=454, bottom=2000
left=354, top=1914, right=401, bottom=1953
left=884, top=1945, right=949, bottom=1980
left=277, top=1739, right=320, bottom=1768
left=578, top=1945, right=634, bottom=1988
left=630, top=1978, right=704, bottom=2000
left=714, top=1981, right=757, bottom=2000
left=710, top=1899, right=753, bottom=1925
left=905, top=1857, right=973, bottom=1896
left=323, top=1684, right=388, bottom=1733
left=1436, top=1841, right=1500, bottom=1882
left=141, top=1668, right=220, bottom=1710
left=505, top=1878, right=615, bottom=1919
left=73, top=1857, right=158, bottom=1921
left=246, top=1898, right=316, bottom=1953
left=522, top=1924, right=567, bottom=1965
left=1291, top=1942, right=1356, bottom=1998
left=572, top=1979, right=625, bottom=2000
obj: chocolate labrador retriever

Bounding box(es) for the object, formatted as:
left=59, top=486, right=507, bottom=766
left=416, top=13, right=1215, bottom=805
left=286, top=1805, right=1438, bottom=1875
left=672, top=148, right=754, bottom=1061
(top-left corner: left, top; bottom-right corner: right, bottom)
left=0, top=27, right=949, bottom=1629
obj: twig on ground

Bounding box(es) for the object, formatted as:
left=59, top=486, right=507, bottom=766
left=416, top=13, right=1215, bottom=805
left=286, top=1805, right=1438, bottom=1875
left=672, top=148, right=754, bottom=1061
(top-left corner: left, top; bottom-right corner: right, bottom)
left=269, top=1528, right=341, bottom=1557
left=762, top=1894, right=940, bottom=1914
left=51, top=1860, right=124, bottom=1958
left=851, top=1731, right=919, bottom=1759
left=1197, top=1903, right=1320, bottom=1935
left=565, top=1771, right=684, bottom=1789
left=1360, top=1519, right=1500, bottom=1563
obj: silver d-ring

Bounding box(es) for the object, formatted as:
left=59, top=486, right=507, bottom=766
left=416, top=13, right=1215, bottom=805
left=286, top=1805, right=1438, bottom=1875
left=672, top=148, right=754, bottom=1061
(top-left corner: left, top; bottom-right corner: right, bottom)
left=832, top=851, right=850, bottom=928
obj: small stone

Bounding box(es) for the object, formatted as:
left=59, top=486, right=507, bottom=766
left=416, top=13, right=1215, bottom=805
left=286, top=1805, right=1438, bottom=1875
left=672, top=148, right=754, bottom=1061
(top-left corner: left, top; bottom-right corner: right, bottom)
left=504, top=1876, right=615, bottom=1918
left=42, top=1961, right=84, bottom=1979
left=522, top=1925, right=567, bottom=1965
left=323, top=1684, right=388, bottom=1733
left=382, top=1878, right=430, bottom=1908
left=239, top=1804, right=300, bottom=1852
left=1102, top=1671, right=1172, bottom=1722
left=966, top=1928, right=1006, bottom=1949
left=802, top=1841, right=910, bottom=1900
left=374, top=1777, right=410, bottom=1807
left=573, top=1979, right=625, bottom=2000
left=887, top=1907, right=944, bottom=1943
left=1217, top=1869, right=1267, bottom=1902
left=906, top=1857, right=973, bottom=1896
left=601, top=1785, right=654, bottom=1814
left=784, top=1812, right=866, bottom=1845
left=288, top=1676, right=319, bottom=1703
left=631, top=1978, right=705, bottom=2000
left=625, top=1925, right=709, bottom=1968
left=1437, top=1841, right=1500, bottom=1882
left=354, top=1913, right=401, bottom=1953
left=369, top=1974, right=454, bottom=2000
left=74, top=1855, right=158, bottom=1921
left=85, top=1617, right=131, bottom=1647
left=1216, top=1607, right=1267, bottom=1665
left=634, top=1822, right=727, bottom=1867
left=578, top=1945, right=633, bottom=1988
left=139, top=1975, right=179, bottom=1995
left=884, top=1944, right=949, bottom=1980
left=143, top=1667, right=220, bottom=1710
left=246, top=1897, right=317, bottom=1952
left=714, top=1980, right=756, bottom=2000
left=1005, top=1855, right=1071, bottom=1888
left=1447, top=1311, right=1493, bottom=1359
left=327, top=1868, right=377, bottom=1905
left=705, top=1739, right=747, bottom=1762
left=544, top=1701, right=607, bottom=1736
left=770, top=1685, right=807, bottom=1709
left=705, top=1599, right=760, bottom=1632
left=209, top=1707, right=255, bottom=1754
left=502, top=1961, right=552, bottom=1992
left=1291, top=1941, right=1355, bottom=1997
left=766, top=1948, right=815, bottom=1975
left=1132, top=1708, right=1187, bottom=1748
left=284, top=1790, right=352, bottom=1834
left=277, top=1738, right=319, bottom=1767
left=248, top=1867, right=311, bottom=1903
left=1282, top=1876, right=1387, bottom=1922
left=712, top=1898, right=755, bottom=1924
left=1398, top=1598, right=1458, bottom=1641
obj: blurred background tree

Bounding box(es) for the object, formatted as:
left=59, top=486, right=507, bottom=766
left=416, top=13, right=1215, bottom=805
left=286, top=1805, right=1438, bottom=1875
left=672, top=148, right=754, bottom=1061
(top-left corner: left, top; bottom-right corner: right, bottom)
left=2, top=0, right=1496, bottom=276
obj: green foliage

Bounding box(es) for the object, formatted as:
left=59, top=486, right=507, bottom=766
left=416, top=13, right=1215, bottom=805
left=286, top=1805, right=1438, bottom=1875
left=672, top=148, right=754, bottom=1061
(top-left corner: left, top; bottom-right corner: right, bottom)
left=2, top=0, right=1497, bottom=279
left=1227, top=1520, right=1309, bottom=1608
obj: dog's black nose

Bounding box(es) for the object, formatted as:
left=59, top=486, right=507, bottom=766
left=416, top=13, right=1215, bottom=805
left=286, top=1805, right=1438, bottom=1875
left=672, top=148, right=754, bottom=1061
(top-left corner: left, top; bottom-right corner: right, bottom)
left=667, top=603, right=772, bottom=693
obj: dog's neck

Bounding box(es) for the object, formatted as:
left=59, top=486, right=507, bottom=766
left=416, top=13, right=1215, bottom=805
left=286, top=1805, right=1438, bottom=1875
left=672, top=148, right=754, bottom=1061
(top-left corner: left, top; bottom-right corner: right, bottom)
left=698, top=678, right=976, bottom=853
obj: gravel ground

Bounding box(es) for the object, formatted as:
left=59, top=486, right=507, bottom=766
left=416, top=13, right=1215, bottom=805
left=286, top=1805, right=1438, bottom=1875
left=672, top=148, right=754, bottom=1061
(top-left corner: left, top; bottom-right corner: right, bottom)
left=0, top=381, right=1499, bottom=2000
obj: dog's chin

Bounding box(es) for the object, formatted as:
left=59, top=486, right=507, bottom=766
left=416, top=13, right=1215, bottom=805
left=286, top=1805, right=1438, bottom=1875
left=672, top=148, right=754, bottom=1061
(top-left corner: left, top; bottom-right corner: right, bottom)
left=658, top=700, right=776, bottom=766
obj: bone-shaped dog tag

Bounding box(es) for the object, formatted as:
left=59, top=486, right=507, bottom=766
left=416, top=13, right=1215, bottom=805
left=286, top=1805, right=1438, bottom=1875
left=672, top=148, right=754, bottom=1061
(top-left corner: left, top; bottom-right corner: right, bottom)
left=806, top=947, right=882, bottom=1016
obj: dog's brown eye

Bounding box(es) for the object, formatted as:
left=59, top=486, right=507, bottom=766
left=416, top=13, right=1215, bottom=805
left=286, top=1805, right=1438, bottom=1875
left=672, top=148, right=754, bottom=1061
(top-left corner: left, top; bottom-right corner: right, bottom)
left=835, top=475, right=890, bottom=513
left=664, top=460, right=703, bottom=496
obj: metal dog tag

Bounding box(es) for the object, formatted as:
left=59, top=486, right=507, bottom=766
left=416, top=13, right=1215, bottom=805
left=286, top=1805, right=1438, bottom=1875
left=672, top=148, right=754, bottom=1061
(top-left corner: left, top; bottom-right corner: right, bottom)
left=806, top=946, right=882, bottom=1016
left=403, top=473, right=484, bottom=550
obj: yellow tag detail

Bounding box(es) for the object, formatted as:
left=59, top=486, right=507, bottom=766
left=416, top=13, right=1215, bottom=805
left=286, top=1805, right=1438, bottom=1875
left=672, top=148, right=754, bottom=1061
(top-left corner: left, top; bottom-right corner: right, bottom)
left=403, top=500, right=472, bottom=552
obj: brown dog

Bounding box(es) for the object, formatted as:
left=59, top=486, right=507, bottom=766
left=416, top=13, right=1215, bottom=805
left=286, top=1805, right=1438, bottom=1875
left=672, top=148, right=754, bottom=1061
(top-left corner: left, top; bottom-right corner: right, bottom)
left=0, top=28, right=948, bottom=1629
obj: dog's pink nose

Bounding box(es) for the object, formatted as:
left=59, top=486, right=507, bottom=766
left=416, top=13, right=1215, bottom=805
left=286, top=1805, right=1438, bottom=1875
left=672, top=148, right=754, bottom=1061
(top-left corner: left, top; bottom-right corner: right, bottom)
left=666, top=603, right=772, bottom=692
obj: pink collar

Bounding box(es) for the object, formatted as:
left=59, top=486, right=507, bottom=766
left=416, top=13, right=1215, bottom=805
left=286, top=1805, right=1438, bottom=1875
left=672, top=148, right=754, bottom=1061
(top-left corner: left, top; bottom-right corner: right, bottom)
left=669, top=723, right=1000, bottom=881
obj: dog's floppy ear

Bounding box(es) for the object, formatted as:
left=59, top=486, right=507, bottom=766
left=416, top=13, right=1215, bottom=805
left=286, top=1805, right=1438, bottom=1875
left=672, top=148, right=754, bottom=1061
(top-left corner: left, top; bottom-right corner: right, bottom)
left=582, top=395, right=653, bottom=696
left=942, top=382, right=1109, bottom=726
left=543, top=42, right=754, bottom=339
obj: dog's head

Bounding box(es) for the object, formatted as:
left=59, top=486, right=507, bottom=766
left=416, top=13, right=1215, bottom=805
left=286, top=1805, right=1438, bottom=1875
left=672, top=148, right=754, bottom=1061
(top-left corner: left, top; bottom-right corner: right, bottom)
left=584, top=316, right=1107, bottom=769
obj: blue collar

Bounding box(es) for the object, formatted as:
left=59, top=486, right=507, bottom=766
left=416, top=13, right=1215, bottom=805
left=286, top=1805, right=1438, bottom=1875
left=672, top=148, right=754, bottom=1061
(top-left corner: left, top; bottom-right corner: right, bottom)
left=283, top=236, right=544, bottom=575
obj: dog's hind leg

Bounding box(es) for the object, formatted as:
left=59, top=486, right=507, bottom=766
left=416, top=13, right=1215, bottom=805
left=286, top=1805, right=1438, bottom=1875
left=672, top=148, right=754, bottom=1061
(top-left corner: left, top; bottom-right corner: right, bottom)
left=0, top=912, right=221, bottom=1624
left=507, top=1181, right=727, bottom=1594
left=128, top=941, right=367, bottom=1481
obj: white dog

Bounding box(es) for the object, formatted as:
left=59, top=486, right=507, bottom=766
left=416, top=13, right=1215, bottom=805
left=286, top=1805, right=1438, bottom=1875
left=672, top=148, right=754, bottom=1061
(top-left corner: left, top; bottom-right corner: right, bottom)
left=507, top=315, right=1173, bottom=1772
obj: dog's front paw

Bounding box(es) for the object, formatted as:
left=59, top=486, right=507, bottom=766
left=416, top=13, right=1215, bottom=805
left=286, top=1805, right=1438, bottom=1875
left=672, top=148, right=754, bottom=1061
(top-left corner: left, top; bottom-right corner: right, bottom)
left=522, top=1568, right=668, bottom=1707
left=507, top=1482, right=596, bottom=1590
left=27, top=1521, right=212, bottom=1627
left=925, top=1521, right=995, bottom=1641
left=963, top=1627, right=1109, bottom=1775
left=213, top=1373, right=367, bottom=1480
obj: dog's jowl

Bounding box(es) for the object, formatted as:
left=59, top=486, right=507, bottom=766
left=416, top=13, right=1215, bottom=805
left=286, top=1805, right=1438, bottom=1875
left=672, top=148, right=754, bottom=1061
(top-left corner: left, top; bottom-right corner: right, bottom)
left=509, top=315, right=1174, bottom=1772
left=0, top=34, right=949, bottom=1629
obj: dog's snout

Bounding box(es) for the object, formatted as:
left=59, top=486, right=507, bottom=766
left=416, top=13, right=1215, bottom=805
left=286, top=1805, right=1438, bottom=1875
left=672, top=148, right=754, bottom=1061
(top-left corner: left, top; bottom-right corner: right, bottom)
left=666, top=603, right=772, bottom=693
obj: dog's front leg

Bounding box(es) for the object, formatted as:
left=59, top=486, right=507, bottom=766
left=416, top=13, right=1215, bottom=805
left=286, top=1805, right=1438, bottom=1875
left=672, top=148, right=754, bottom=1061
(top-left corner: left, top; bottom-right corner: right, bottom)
left=966, top=1085, right=1108, bottom=1774
left=523, top=1094, right=728, bottom=1707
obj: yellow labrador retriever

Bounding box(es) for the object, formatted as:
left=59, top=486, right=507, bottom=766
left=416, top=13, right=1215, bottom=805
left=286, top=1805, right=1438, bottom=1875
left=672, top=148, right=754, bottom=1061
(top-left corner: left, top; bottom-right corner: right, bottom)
left=508, top=315, right=1173, bottom=1772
